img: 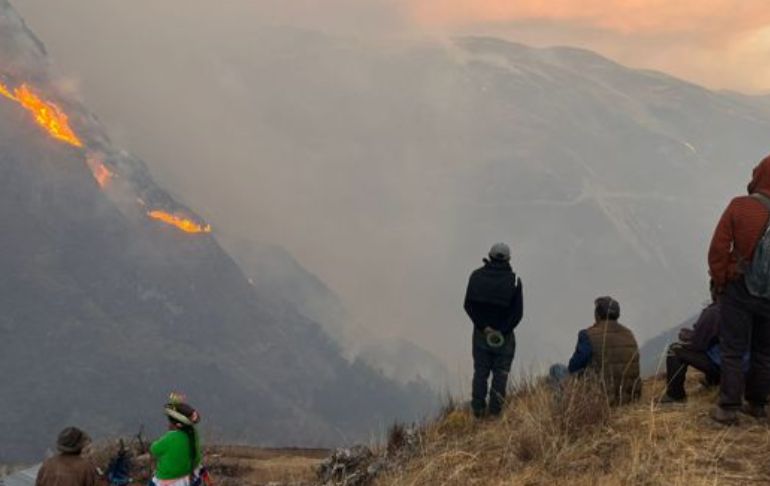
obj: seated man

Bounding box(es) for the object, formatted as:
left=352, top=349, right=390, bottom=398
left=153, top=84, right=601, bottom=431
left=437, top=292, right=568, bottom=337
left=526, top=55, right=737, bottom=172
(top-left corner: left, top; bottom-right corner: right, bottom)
left=661, top=282, right=721, bottom=403
left=568, top=296, right=642, bottom=405
left=36, top=427, right=97, bottom=486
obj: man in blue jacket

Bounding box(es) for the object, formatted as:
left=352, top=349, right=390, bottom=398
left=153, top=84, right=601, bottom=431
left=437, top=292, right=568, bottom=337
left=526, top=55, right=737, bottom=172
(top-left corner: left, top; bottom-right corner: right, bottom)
left=464, top=243, right=524, bottom=418
left=567, top=297, right=642, bottom=405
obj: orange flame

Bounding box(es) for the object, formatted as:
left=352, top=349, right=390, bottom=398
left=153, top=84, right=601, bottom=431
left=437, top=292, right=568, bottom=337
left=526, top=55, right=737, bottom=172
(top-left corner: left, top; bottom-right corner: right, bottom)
left=0, top=81, right=83, bottom=147
left=0, top=82, right=13, bottom=100
left=86, top=154, right=112, bottom=188
left=148, top=210, right=212, bottom=234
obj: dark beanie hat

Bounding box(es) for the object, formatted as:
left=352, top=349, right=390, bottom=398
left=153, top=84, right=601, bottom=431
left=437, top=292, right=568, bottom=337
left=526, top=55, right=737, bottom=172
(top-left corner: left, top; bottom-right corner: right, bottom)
left=57, top=427, right=90, bottom=454
left=595, top=296, right=620, bottom=321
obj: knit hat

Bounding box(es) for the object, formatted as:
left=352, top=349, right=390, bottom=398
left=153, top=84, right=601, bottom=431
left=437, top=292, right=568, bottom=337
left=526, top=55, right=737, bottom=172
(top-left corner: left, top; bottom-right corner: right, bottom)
left=488, top=243, right=511, bottom=262
left=57, top=427, right=91, bottom=454
left=595, top=296, right=620, bottom=321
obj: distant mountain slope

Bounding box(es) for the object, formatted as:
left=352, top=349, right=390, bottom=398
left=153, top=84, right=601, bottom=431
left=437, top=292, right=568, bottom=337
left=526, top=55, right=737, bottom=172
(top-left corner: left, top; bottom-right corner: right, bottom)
left=100, top=31, right=769, bottom=369
left=6, top=5, right=770, bottom=454
left=0, top=0, right=434, bottom=463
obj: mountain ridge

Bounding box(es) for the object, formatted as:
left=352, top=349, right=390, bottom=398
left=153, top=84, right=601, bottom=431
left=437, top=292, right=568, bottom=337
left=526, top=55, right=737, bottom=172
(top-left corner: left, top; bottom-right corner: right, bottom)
left=0, top=0, right=435, bottom=463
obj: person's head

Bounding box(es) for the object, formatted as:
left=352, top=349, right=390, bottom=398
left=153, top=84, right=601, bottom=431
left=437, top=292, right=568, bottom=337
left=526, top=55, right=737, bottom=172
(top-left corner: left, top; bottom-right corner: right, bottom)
left=488, top=242, right=511, bottom=262
left=747, top=154, right=770, bottom=195
left=594, top=296, right=620, bottom=322
left=165, top=398, right=200, bottom=431
left=56, top=427, right=91, bottom=455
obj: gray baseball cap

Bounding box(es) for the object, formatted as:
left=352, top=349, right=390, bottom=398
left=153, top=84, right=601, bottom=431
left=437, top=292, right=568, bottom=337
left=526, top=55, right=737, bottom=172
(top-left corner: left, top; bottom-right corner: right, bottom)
left=488, top=243, right=511, bottom=261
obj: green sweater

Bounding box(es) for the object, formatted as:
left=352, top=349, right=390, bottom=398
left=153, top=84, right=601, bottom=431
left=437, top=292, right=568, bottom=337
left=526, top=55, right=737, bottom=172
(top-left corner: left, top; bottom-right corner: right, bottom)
left=150, top=430, right=202, bottom=480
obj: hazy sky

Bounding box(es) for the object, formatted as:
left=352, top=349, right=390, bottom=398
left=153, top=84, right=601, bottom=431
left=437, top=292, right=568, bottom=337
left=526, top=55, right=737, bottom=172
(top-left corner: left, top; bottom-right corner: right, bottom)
left=12, top=0, right=770, bottom=91
left=403, top=0, right=770, bottom=93
left=18, top=0, right=770, bottom=93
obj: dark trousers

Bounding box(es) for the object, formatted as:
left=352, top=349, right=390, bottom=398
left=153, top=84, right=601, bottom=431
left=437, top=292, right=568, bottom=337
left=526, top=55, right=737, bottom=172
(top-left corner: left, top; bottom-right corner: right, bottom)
left=472, top=330, right=515, bottom=416
left=665, top=343, right=719, bottom=399
left=719, top=279, right=770, bottom=409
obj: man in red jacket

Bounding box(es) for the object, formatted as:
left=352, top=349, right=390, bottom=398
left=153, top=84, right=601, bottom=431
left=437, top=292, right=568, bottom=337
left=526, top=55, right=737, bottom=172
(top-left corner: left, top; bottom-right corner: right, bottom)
left=709, top=154, right=770, bottom=424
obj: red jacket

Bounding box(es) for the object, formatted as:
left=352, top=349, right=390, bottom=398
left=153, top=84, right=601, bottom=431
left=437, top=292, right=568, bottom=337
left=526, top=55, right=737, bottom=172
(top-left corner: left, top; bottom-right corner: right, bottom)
left=709, top=155, right=770, bottom=289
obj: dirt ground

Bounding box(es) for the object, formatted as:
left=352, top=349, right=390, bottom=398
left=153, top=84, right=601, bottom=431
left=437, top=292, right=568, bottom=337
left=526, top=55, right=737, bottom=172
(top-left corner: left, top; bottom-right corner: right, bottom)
left=205, top=446, right=328, bottom=485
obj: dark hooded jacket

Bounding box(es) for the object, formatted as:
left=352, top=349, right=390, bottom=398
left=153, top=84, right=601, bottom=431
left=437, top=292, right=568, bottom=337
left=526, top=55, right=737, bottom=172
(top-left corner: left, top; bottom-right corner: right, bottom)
left=464, top=259, right=523, bottom=335
left=709, top=155, right=770, bottom=289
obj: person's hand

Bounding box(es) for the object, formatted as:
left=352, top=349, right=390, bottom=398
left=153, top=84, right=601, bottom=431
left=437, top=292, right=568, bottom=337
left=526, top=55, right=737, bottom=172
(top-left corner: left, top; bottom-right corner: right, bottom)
left=678, top=328, right=694, bottom=342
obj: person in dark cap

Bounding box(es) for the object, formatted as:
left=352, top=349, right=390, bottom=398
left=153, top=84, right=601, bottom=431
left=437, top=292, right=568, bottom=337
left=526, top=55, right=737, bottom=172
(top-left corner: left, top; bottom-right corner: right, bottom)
left=464, top=242, right=524, bottom=418
left=567, top=297, right=642, bottom=405
left=35, top=427, right=97, bottom=486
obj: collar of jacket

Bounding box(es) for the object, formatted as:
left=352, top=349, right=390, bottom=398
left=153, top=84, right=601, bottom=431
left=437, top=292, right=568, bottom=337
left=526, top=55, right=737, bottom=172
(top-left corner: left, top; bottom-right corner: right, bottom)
left=592, top=319, right=619, bottom=328
left=484, top=259, right=512, bottom=271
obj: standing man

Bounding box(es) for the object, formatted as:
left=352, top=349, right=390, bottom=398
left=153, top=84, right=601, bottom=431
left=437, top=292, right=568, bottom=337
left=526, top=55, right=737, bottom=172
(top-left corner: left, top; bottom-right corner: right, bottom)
left=464, top=243, right=523, bottom=418
left=709, top=154, right=770, bottom=424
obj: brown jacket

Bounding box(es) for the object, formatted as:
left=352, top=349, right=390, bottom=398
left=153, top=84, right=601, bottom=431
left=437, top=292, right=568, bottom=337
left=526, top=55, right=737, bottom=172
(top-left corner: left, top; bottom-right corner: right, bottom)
left=35, top=454, right=98, bottom=486
left=585, top=320, right=642, bottom=405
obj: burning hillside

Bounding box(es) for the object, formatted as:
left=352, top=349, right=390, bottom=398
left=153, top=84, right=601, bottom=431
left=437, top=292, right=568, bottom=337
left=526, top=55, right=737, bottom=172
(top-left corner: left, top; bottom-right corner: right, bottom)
left=0, top=75, right=211, bottom=235
left=0, top=0, right=435, bottom=463
left=0, top=80, right=81, bottom=147
left=148, top=210, right=212, bottom=234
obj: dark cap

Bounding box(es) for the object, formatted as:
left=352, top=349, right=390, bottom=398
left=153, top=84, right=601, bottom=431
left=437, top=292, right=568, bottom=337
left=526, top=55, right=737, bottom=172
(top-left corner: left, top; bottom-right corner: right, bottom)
left=488, top=243, right=511, bottom=262
left=57, top=427, right=90, bottom=454
left=595, top=296, right=620, bottom=321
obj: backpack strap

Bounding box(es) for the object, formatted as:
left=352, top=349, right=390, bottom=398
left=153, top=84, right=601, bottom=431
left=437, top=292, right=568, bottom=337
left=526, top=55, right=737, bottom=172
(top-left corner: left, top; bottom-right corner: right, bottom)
left=752, top=194, right=770, bottom=235
left=752, top=193, right=770, bottom=212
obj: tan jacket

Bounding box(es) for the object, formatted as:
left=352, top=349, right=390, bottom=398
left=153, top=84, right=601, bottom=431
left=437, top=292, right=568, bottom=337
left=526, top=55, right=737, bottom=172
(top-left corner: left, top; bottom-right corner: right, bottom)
left=35, top=454, right=98, bottom=486
left=585, top=320, right=642, bottom=405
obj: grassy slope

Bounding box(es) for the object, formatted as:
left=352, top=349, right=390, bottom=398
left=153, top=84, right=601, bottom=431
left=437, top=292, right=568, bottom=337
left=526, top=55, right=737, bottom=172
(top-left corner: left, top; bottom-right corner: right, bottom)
left=376, top=377, right=770, bottom=486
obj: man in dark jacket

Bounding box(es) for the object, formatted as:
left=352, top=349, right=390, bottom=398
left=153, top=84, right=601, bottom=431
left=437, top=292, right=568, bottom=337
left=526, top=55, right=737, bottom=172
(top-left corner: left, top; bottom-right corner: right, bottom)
left=568, top=297, right=641, bottom=405
left=709, top=154, right=770, bottom=424
left=36, top=427, right=98, bottom=486
left=661, top=283, right=722, bottom=403
left=464, top=243, right=523, bottom=418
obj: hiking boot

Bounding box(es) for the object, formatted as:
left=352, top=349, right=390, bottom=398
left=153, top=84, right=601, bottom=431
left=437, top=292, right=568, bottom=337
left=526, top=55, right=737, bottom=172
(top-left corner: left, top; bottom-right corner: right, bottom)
left=711, top=406, right=739, bottom=426
left=739, top=403, right=768, bottom=419
left=660, top=393, right=686, bottom=404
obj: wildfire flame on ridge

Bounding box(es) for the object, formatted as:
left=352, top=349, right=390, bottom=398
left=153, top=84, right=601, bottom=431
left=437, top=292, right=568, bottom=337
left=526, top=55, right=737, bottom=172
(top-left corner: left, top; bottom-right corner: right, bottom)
left=86, top=154, right=113, bottom=188
left=0, top=81, right=83, bottom=147
left=0, top=77, right=212, bottom=235
left=148, top=210, right=212, bottom=234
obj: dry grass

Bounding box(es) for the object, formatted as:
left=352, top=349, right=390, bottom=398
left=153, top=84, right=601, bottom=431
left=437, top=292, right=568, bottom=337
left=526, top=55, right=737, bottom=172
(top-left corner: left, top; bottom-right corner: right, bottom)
left=375, top=376, right=770, bottom=486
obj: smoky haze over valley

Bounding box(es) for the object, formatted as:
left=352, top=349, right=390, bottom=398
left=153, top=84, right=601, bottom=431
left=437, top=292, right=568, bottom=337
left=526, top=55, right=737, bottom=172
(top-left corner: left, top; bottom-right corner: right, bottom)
left=10, top=0, right=770, bottom=386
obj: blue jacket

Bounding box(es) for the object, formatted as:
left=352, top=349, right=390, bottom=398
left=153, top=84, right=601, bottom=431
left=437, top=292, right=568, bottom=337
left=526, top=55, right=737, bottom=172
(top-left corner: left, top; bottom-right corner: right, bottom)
left=706, top=345, right=750, bottom=372
left=568, top=330, right=592, bottom=374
